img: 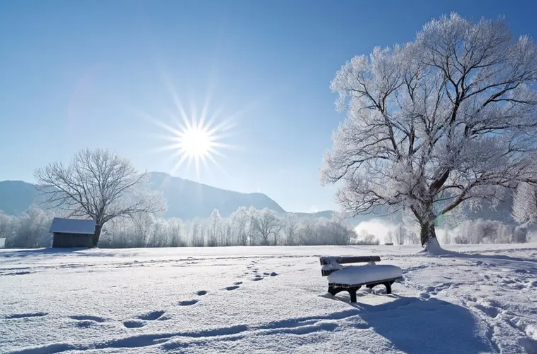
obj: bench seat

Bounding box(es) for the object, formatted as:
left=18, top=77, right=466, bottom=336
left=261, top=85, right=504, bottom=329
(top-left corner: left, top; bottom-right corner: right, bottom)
left=327, top=264, right=402, bottom=285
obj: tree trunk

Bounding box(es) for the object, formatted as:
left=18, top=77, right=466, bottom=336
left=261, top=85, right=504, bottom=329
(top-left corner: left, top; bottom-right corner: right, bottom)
left=419, top=221, right=436, bottom=247
left=92, top=224, right=102, bottom=248
left=419, top=221, right=443, bottom=253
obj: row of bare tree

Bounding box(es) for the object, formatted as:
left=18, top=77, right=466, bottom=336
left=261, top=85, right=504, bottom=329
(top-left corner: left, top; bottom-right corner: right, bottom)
left=100, top=208, right=354, bottom=248
left=0, top=206, right=355, bottom=248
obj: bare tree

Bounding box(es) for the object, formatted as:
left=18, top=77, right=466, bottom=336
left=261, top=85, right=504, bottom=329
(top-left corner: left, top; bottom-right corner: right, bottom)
left=208, top=209, right=222, bottom=247
left=322, top=14, right=537, bottom=252
left=282, top=215, right=299, bottom=245
left=8, top=206, right=51, bottom=248
left=384, top=231, right=394, bottom=245
left=251, top=209, right=281, bottom=245
left=35, top=148, right=166, bottom=247
left=0, top=211, right=14, bottom=246
left=230, top=207, right=249, bottom=245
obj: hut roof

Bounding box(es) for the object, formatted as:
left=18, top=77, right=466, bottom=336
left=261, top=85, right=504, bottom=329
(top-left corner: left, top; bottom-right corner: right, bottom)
left=49, top=218, right=96, bottom=235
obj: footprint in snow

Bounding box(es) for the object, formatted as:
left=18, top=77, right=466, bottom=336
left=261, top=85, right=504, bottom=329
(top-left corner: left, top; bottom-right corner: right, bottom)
left=234, top=281, right=243, bottom=285
left=5, top=312, right=47, bottom=319
left=178, top=299, right=199, bottom=306
left=123, top=320, right=146, bottom=328
left=69, top=315, right=106, bottom=323
left=75, top=321, right=94, bottom=328
left=196, top=290, right=208, bottom=296
left=226, top=286, right=240, bottom=291
left=137, top=310, right=165, bottom=321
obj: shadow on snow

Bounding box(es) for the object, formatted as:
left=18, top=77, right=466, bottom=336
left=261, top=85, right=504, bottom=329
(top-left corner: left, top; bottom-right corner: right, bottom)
left=330, top=295, right=496, bottom=354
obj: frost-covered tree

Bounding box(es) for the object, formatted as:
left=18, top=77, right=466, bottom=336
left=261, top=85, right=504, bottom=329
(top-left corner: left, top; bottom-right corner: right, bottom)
left=35, top=148, right=166, bottom=247
left=322, top=220, right=355, bottom=245
left=297, top=218, right=317, bottom=245
left=453, top=218, right=521, bottom=244
left=251, top=209, right=281, bottom=245
left=282, top=215, right=299, bottom=245
left=322, top=14, right=537, bottom=252
left=168, top=218, right=186, bottom=247
left=208, top=209, right=223, bottom=247
left=393, top=225, right=407, bottom=245
left=230, top=207, right=250, bottom=246
left=384, top=231, right=394, bottom=244
left=190, top=218, right=205, bottom=247
left=356, top=229, right=378, bottom=245
left=0, top=211, right=13, bottom=243
left=512, top=182, right=537, bottom=226
left=513, top=226, right=528, bottom=243
left=8, top=206, right=52, bottom=248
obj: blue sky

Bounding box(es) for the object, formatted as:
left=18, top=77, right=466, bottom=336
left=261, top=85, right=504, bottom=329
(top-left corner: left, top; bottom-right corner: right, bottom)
left=1, top=0, right=536, bottom=212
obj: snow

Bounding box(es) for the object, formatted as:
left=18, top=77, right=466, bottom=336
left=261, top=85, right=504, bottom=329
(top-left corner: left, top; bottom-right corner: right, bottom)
left=1, top=243, right=537, bottom=353
left=327, top=265, right=402, bottom=285
left=321, top=263, right=342, bottom=272
left=49, top=218, right=96, bottom=235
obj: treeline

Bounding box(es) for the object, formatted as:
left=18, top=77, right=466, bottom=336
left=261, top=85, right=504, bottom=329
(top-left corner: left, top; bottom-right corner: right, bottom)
left=0, top=206, right=356, bottom=248
left=378, top=218, right=530, bottom=245
left=444, top=219, right=529, bottom=244
left=0, top=206, right=531, bottom=249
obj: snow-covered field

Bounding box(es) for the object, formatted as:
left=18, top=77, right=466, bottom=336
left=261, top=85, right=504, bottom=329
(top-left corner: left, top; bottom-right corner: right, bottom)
left=1, top=244, right=537, bottom=354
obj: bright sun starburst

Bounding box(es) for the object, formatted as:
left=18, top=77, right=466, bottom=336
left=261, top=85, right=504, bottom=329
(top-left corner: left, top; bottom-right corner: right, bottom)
left=158, top=112, right=232, bottom=178
left=141, top=81, right=240, bottom=179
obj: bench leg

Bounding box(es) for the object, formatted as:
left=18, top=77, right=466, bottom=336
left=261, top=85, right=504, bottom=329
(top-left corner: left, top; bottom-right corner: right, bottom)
left=384, top=282, right=392, bottom=294
left=347, top=288, right=358, bottom=303
left=328, top=286, right=341, bottom=296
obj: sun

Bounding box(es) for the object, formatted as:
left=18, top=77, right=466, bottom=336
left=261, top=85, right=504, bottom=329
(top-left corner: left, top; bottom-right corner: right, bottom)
left=140, top=78, right=247, bottom=179
left=177, top=126, right=213, bottom=159
left=144, top=95, right=236, bottom=179
left=162, top=115, right=228, bottom=177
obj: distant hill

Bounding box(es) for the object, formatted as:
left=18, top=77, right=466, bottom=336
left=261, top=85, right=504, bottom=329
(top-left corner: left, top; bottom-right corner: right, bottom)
left=0, top=173, right=285, bottom=219
left=148, top=172, right=285, bottom=218
left=0, top=181, right=38, bottom=216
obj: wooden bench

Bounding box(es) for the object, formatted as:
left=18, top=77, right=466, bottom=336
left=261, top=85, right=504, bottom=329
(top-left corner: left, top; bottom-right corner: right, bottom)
left=320, top=256, right=403, bottom=303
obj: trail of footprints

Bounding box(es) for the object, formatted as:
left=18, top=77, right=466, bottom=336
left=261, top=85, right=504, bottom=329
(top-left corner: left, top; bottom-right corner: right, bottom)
left=118, top=259, right=281, bottom=328
left=246, top=259, right=278, bottom=282
left=4, top=259, right=282, bottom=332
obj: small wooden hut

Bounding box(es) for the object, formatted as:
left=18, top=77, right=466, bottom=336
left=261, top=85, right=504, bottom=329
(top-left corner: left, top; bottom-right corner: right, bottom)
left=50, top=218, right=96, bottom=248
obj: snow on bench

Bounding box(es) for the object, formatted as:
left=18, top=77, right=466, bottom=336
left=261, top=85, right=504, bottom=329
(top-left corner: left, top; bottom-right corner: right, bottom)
left=320, top=256, right=403, bottom=303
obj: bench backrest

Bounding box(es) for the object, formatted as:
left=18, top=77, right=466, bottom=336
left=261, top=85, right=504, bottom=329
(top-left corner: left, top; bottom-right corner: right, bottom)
left=320, top=256, right=381, bottom=276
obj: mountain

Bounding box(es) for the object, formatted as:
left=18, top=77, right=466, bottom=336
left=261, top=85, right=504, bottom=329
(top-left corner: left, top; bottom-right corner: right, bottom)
left=0, top=173, right=285, bottom=219
left=291, top=210, right=335, bottom=219
left=0, top=181, right=38, bottom=216
left=148, top=172, right=285, bottom=218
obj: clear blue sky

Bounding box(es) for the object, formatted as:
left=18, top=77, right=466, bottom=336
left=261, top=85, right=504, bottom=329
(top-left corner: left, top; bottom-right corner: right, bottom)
left=1, top=0, right=536, bottom=212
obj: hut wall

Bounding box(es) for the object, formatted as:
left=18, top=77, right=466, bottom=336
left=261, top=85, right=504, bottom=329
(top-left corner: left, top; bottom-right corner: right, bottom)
left=52, top=233, right=93, bottom=248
